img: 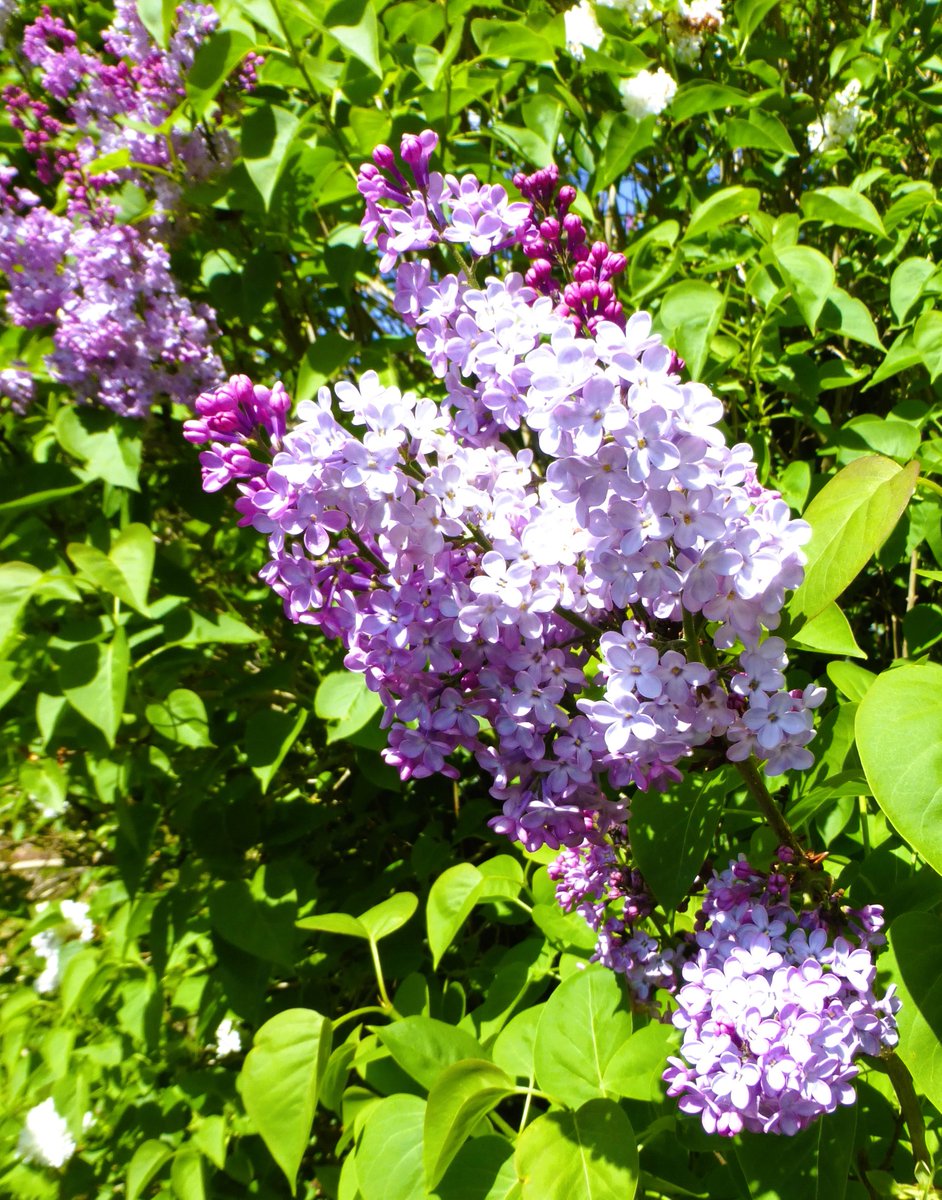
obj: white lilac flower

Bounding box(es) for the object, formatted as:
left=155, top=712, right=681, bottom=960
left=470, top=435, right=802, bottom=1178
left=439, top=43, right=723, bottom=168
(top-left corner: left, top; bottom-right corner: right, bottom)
left=619, top=68, right=678, bottom=119
left=214, top=1018, right=242, bottom=1058
left=564, top=0, right=604, bottom=60
left=18, top=1099, right=77, bottom=1169
left=31, top=900, right=95, bottom=994
left=808, top=78, right=863, bottom=154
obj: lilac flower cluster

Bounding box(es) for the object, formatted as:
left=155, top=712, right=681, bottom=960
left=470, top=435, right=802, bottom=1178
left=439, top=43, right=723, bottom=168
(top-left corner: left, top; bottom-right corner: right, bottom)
left=0, top=170, right=220, bottom=418
left=663, top=857, right=899, bottom=1136
left=190, top=131, right=821, bottom=853
left=548, top=831, right=676, bottom=1003
left=12, top=1, right=241, bottom=222
left=0, top=2, right=235, bottom=416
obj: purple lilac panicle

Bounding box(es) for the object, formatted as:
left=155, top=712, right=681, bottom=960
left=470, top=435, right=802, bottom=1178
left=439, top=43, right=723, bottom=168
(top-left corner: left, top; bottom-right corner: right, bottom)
left=193, top=130, right=821, bottom=851
left=662, top=857, right=899, bottom=1136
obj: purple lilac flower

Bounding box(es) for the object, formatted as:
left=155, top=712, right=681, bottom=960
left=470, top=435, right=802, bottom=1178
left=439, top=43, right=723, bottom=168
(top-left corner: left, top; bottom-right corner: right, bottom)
left=662, top=858, right=900, bottom=1136
left=193, top=131, right=819, bottom=852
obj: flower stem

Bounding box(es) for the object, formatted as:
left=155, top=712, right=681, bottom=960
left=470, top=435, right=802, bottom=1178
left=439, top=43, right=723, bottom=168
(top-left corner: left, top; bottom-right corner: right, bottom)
left=733, top=756, right=804, bottom=858
left=880, top=1052, right=931, bottom=1172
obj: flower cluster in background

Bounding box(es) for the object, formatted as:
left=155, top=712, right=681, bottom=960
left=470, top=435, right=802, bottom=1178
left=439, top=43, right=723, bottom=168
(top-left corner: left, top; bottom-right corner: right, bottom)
left=0, top=0, right=244, bottom=417
left=30, top=898, right=94, bottom=994
left=808, top=78, right=864, bottom=155
left=17, top=1098, right=88, bottom=1170
left=189, top=131, right=818, bottom=863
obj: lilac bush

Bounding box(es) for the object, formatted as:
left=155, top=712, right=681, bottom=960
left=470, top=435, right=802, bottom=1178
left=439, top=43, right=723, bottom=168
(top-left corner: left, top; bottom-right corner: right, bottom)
left=0, top=1, right=240, bottom=416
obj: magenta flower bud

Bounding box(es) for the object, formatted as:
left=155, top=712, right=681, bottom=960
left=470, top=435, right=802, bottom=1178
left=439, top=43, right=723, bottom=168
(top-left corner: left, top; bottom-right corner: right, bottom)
left=598, top=282, right=614, bottom=304
left=372, top=144, right=396, bottom=170
left=523, top=236, right=547, bottom=258
left=563, top=213, right=587, bottom=244
left=556, top=185, right=576, bottom=213
left=572, top=262, right=594, bottom=283
left=539, top=217, right=560, bottom=240
left=579, top=280, right=599, bottom=302
left=572, top=244, right=590, bottom=263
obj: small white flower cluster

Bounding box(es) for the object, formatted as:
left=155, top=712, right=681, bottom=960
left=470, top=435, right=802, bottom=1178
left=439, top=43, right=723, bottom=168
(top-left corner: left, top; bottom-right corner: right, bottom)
left=619, top=67, right=678, bottom=119
left=669, top=0, right=724, bottom=63
left=18, top=1099, right=90, bottom=1170
left=213, top=1018, right=242, bottom=1058
left=808, top=79, right=863, bottom=154
left=31, top=900, right=94, bottom=994
left=564, top=0, right=605, bottom=60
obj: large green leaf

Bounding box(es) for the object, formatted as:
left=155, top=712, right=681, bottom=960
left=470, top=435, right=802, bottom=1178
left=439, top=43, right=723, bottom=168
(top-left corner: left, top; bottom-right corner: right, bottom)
left=427, top=863, right=484, bottom=968
left=514, top=1100, right=638, bottom=1200
left=630, top=767, right=731, bottom=909
left=314, top=670, right=382, bottom=744
left=246, top=706, right=307, bottom=792
left=357, top=1094, right=426, bottom=1200
left=242, top=105, right=300, bottom=208
left=58, top=629, right=129, bottom=746
left=127, top=1140, right=173, bottom=1200
left=145, top=688, right=212, bottom=748
left=375, top=1018, right=485, bottom=1090
left=657, top=281, right=724, bottom=378
left=424, top=1060, right=517, bottom=1189
left=789, top=456, right=919, bottom=620
left=683, top=186, right=760, bottom=241
left=326, top=0, right=382, bottom=77
left=857, top=663, right=942, bottom=875
left=238, top=1008, right=333, bottom=1190
left=533, top=966, right=632, bottom=1107
left=600, top=1022, right=678, bottom=1101
left=886, top=911, right=942, bottom=1111
left=801, top=186, right=886, bottom=239
left=774, top=246, right=835, bottom=333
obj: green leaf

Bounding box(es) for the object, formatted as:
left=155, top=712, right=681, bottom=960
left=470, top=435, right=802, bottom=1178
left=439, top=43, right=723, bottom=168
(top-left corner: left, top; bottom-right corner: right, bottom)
left=725, top=110, right=797, bottom=156
left=171, top=1148, right=206, bottom=1200
left=145, top=688, right=213, bottom=748
left=210, top=873, right=298, bottom=964
left=801, top=186, right=886, bottom=238
left=671, top=83, right=747, bottom=121
left=684, top=187, right=760, bottom=241
left=427, top=862, right=484, bottom=968
left=108, top=524, right=155, bottom=614
left=136, top=0, right=175, bottom=47
left=246, top=706, right=307, bottom=792
left=58, top=629, right=129, bottom=746
left=54, top=408, right=142, bottom=491
left=600, top=1022, right=678, bottom=1102
left=358, top=893, right=418, bottom=941
left=375, top=1018, right=485, bottom=1090
left=819, top=290, right=883, bottom=350
left=774, top=246, right=835, bottom=333
left=470, top=19, right=556, bottom=63
left=424, top=1060, right=517, bottom=1190
left=826, top=661, right=876, bottom=702
left=886, top=911, right=942, bottom=1111
left=0, top=561, right=41, bottom=644
left=838, top=415, right=920, bottom=461
left=242, top=105, right=300, bottom=207
left=594, top=114, right=656, bottom=191
left=514, top=1100, right=638, bottom=1200
left=432, top=1136, right=517, bottom=1200
left=903, top=604, right=942, bottom=656
left=913, top=310, right=942, bottom=380
left=630, top=768, right=730, bottom=909
left=238, top=1008, right=333, bottom=1190
left=657, top=281, right=725, bottom=378
left=533, top=966, right=632, bottom=1107
left=890, top=257, right=936, bottom=324
left=297, top=911, right=369, bottom=938
left=789, top=456, right=919, bottom=620
left=314, top=670, right=383, bottom=744
left=866, top=333, right=923, bottom=389
left=186, top=30, right=253, bottom=117
left=734, top=1105, right=857, bottom=1200
left=357, top=1095, right=426, bottom=1200
left=127, top=1140, right=174, bottom=1200
left=326, top=0, right=382, bottom=77
left=857, top=663, right=942, bottom=875
left=788, top=602, right=865, bottom=658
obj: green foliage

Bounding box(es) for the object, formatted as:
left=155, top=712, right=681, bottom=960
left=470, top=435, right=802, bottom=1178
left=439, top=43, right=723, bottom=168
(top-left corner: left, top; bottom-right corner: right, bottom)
left=3, top=0, right=942, bottom=1195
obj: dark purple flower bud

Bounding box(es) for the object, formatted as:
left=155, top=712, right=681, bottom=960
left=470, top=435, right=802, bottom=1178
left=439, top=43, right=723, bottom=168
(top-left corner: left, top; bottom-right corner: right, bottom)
left=556, top=184, right=576, bottom=213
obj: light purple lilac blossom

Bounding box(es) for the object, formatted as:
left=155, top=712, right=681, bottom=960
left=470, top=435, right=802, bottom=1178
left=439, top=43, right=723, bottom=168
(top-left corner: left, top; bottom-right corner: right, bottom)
left=663, top=857, right=899, bottom=1136
left=190, top=131, right=821, bottom=853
